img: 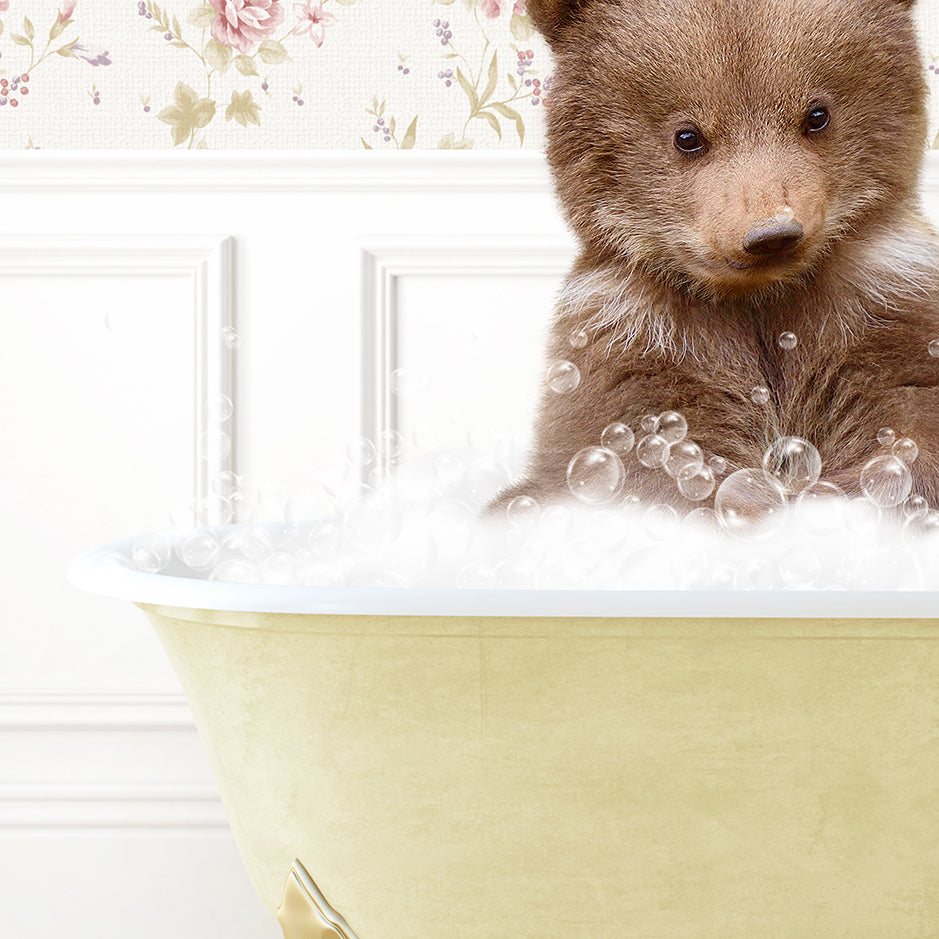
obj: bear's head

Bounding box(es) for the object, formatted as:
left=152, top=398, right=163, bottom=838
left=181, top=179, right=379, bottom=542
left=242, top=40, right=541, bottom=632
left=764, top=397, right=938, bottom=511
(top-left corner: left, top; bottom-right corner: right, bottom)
left=529, top=0, right=928, bottom=299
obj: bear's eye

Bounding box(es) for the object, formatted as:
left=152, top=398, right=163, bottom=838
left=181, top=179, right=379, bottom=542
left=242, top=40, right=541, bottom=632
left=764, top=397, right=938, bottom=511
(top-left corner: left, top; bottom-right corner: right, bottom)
left=803, top=105, right=831, bottom=134
left=674, top=127, right=707, bottom=154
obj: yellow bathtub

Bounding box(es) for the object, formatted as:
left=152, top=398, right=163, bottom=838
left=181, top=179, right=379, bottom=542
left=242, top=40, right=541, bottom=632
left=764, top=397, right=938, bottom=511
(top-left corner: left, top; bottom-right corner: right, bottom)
left=70, top=535, right=939, bottom=938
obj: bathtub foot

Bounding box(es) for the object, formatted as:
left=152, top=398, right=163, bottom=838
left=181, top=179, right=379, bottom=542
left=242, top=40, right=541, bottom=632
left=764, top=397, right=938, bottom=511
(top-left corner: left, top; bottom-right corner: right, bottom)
left=276, top=859, right=360, bottom=939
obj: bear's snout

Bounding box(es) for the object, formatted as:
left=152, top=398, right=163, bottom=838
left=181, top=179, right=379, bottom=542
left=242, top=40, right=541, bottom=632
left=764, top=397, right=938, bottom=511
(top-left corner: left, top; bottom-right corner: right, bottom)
left=742, top=217, right=805, bottom=257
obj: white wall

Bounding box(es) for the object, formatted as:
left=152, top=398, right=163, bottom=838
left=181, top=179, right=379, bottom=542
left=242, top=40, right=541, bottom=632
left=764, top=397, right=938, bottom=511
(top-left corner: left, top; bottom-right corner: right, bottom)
left=1, top=151, right=938, bottom=937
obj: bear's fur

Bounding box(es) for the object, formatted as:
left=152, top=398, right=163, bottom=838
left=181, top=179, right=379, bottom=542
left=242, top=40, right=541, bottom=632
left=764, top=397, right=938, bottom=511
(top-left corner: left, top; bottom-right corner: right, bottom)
left=494, top=0, right=939, bottom=512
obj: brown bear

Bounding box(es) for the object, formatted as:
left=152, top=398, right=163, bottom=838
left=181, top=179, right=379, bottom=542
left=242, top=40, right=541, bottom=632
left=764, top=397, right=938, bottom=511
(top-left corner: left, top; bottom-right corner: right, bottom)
left=492, top=0, right=939, bottom=516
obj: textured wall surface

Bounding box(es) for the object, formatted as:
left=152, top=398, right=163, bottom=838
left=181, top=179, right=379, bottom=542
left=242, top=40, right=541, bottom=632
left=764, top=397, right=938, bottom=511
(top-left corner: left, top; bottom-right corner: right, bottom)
left=0, top=0, right=937, bottom=150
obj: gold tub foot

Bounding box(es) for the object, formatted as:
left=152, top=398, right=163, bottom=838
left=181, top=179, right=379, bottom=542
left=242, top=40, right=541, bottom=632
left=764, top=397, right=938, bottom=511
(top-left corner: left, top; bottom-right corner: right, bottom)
left=276, top=860, right=360, bottom=939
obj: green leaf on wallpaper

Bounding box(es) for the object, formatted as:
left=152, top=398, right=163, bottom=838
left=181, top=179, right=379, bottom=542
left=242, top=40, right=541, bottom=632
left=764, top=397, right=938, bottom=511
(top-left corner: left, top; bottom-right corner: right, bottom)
left=188, top=5, right=216, bottom=28
left=49, top=17, right=68, bottom=41
left=378, top=99, right=385, bottom=116
left=438, top=132, right=474, bottom=149
left=172, top=14, right=182, bottom=36
left=456, top=68, right=478, bottom=113
left=55, top=40, right=78, bottom=57
left=226, top=89, right=261, bottom=127
left=205, top=38, right=232, bottom=71
left=233, top=54, right=259, bottom=76
left=361, top=138, right=373, bottom=150
left=23, top=16, right=34, bottom=41
left=481, top=52, right=498, bottom=106
left=491, top=102, right=525, bottom=143
left=170, top=40, right=188, bottom=48
left=475, top=110, right=502, bottom=139
left=510, top=13, right=535, bottom=41
left=433, top=0, right=457, bottom=5
left=507, top=73, right=518, bottom=91
left=333, top=0, right=360, bottom=5
left=158, top=82, right=217, bottom=146
left=258, top=40, right=289, bottom=64
left=389, top=116, right=396, bottom=136
left=11, top=34, right=30, bottom=46
left=0, top=20, right=4, bottom=37
left=401, top=116, right=419, bottom=150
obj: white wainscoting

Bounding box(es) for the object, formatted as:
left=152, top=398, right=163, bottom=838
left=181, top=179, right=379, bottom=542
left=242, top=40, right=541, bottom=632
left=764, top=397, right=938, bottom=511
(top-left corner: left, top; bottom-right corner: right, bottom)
left=1, top=151, right=938, bottom=938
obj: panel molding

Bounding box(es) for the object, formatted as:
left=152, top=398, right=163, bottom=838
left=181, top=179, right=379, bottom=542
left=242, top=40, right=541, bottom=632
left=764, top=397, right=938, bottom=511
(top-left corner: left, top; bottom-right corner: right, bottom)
left=359, top=235, right=575, bottom=467
left=0, top=234, right=234, bottom=525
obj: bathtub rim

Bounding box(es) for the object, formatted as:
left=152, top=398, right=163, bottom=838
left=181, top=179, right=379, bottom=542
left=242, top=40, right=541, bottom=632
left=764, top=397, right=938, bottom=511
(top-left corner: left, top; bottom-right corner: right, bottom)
left=68, top=531, right=939, bottom=618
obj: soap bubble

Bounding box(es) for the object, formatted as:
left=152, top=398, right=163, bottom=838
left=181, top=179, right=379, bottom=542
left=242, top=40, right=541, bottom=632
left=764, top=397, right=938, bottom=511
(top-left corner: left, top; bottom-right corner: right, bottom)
left=600, top=422, right=635, bottom=456
left=566, top=447, right=625, bottom=505
left=211, top=470, right=240, bottom=498
left=208, top=393, right=233, bottom=423
left=664, top=440, right=703, bottom=478
left=845, top=497, right=881, bottom=536
left=877, top=427, right=896, bottom=447
left=308, top=520, right=341, bottom=558
left=892, top=437, right=918, bottom=465
left=538, top=560, right=581, bottom=589
left=131, top=534, right=171, bottom=573
left=677, top=464, right=716, bottom=501
left=903, top=495, right=929, bottom=520
left=860, top=454, right=913, bottom=508
left=714, top=468, right=787, bottom=537
left=762, top=436, right=822, bottom=494
left=657, top=411, right=688, bottom=444
left=230, top=488, right=257, bottom=523
left=378, top=429, right=405, bottom=463
left=778, top=331, right=798, bottom=350
left=569, top=327, right=589, bottom=349
left=390, top=368, right=428, bottom=398
left=221, top=326, right=241, bottom=349
left=457, top=561, right=495, bottom=589
left=640, top=414, right=659, bottom=434
left=642, top=503, right=680, bottom=539
left=636, top=434, right=669, bottom=469
left=211, top=559, right=261, bottom=584
left=779, top=548, right=820, bottom=587
left=751, top=385, right=770, bottom=405
left=796, top=481, right=847, bottom=534
left=285, top=489, right=331, bottom=525
left=540, top=504, right=574, bottom=540
left=494, top=557, right=538, bottom=588
left=684, top=506, right=721, bottom=533
left=343, top=492, right=403, bottom=549
left=347, top=437, right=376, bottom=467
left=199, top=430, right=231, bottom=461
left=506, top=495, right=541, bottom=530
left=903, top=510, right=939, bottom=546
left=178, top=529, right=220, bottom=571
left=546, top=360, right=581, bottom=394
left=708, top=455, right=728, bottom=476
left=263, top=551, right=295, bottom=585
left=929, top=339, right=939, bottom=358
left=433, top=453, right=463, bottom=487
left=385, top=529, right=437, bottom=581
left=464, top=456, right=512, bottom=502
left=735, top=558, right=775, bottom=590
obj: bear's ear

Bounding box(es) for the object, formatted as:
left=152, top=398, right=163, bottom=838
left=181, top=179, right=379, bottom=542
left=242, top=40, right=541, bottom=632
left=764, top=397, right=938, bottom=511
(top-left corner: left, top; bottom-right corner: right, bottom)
left=526, top=0, right=589, bottom=44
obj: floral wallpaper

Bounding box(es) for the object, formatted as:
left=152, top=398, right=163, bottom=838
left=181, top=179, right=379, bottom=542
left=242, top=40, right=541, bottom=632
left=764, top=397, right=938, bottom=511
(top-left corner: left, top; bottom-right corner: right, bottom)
left=0, top=0, right=937, bottom=150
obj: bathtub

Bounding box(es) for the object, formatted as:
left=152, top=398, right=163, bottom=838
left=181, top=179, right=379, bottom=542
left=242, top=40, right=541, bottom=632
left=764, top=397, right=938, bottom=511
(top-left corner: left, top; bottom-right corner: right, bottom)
left=69, top=531, right=939, bottom=938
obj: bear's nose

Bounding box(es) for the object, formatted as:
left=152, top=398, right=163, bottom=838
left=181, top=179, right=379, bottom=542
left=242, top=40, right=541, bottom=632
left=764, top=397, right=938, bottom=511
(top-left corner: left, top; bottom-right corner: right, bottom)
left=742, top=219, right=804, bottom=257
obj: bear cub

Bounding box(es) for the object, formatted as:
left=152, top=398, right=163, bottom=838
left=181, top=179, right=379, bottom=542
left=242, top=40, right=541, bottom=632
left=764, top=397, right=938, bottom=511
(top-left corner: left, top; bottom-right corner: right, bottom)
left=494, top=0, right=939, bottom=515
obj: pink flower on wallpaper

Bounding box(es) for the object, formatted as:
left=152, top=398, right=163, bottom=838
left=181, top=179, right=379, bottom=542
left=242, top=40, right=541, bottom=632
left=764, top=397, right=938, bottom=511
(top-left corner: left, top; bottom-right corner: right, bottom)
left=479, top=0, right=526, bottom=17
left=0, top=1, right=9, bottom=11
left=209, top=0, right=284, bottom=54
left=59, top=0, right=78, bottom=22
left=294, top=0, right=335, bottom=48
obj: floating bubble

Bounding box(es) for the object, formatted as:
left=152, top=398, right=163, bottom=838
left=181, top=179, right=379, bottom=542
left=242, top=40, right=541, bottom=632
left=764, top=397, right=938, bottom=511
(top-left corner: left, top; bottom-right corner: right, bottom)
left=903, top=495, right=929, bottom=520
left=566, top=446, right=625, bottom=505
left=221, top=326, right=241, bottom=350
left=779, top=547, right=820, bottom=588
left=903, top=510, right=939, bottom=546
left=708, top=455, right=728, bottom=476
left=714, top=468, right=787, bottom=537
left=546, top=360, right=581, bottom=394
left=796, top=480, right=847, bottom=535
left=385, top=528, right=437, bottom=581
left=762, top=436, right=822, bottom=494
left=845, top=496, right=881, bottom=536
left=178, top=529, right=220, bottom=571
left=390, top=368, right=428, bottom=398
left=929, top=339, right=939, bottom=358
left=307, top=520, right=341, bottom=558
left=684, top=506, right=721, bottom=533
left=601, top=422, right=635, bottom=456
left=347, top=437, right=376, bottom=467
left=208, top=393, right=233, bottom=423
left=131, top=534, right=171, bottom=573
left=735, top=558, right=775, bottom=590
left=640, top=414, right=659, bottom=434
left=569, top=327, right=589, bottom=349
left=540, top=504, right=574, bottom=540
left=465, top=456, right=513, bottom=502
left=642, top=503, right=680, bottom=539
left=506, top=495, right=541, bottom=530
left=677, top=464, right=716, bottom=501
left=211, top=558, right=261, bottom=584
left=494, top=557, right=538, bottom=588
left=199, top=429, right=232, bottom=462
left=636, top=434, right=669, bottom=469
left=211, top=470, right=240, bottom=498
left=664, top=439, right=703, bottom=478
left=778, top=331, right=797, bottom=351
left=433, top=453, right=463, bottom=487
left=860, top=454, right=913, bottom=508
left=877, top=427, right=896, bottom=447
left=751, top=385, right=770, bottom=405
left=657, top=411, right=687, bottom=444
left=343, top=492, right=403, bottom=550
left=411, top=423, right=441, bottom=453
left=230, top=488, right=257, bottom=523
left=379, top=429, right=405, bottom=462
left=457, top=561, right=495, bottom=589
left=892, top=437, right=918, bottom=465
